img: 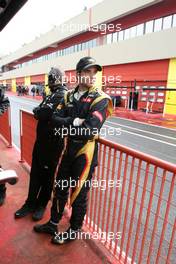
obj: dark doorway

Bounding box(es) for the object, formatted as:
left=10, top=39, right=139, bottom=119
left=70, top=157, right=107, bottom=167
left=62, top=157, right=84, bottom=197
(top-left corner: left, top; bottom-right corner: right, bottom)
left=129, top=91, right=139, bottom=110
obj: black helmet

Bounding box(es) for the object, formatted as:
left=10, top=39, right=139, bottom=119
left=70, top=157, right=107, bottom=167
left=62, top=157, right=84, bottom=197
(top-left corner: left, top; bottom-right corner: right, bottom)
left=48, top=67, right=63, bottom=86
left=76, top=57, right=102, bottom=72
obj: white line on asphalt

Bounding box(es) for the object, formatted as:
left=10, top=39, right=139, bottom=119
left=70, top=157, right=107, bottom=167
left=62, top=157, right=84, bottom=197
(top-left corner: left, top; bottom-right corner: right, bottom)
left=112, top=116, right=176, bottom=131
left=106, top=120, right=176, bottom=141
left=103, top=124, right=176, bottom=147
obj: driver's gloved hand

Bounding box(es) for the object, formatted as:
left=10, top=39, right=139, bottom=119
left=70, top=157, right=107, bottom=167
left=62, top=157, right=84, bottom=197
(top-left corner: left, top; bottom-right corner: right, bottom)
left=33, top=105, right=54, bottom=121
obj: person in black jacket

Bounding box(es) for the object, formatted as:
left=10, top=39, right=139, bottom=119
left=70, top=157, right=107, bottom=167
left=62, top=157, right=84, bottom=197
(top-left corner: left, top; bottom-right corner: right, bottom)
left=33, top=57, right=113, bottom=243
left=15, top=67, right=67, bottom=221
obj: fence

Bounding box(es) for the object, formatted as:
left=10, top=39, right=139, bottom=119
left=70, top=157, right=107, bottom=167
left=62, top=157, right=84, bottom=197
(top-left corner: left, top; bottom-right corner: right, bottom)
left=19, top=109, right=37, bottom=164
left=18, top=110, right=176, bottom=263
left=0, top=108, right=12, bottom=147
left=85, top=138, right=176, bottom=263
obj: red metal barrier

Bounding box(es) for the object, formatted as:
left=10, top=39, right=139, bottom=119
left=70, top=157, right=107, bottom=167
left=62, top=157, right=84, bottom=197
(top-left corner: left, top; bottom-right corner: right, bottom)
left=85, top=138, right=176, bottom=264
left=0, top=108, right=12, bottom=147
left=20, top=110, right=37, bottom=164
left=20, top=110, right=176, bottom=264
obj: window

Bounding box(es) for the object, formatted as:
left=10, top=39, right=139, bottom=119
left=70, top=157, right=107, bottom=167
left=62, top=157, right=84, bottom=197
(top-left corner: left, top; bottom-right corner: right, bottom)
left=124, top=28, right=130, bottom=40
left=158, top=92, right=164, bottom=96
left=89, top=40, right=95, bottom=48
left=74, top=45, right=77, bottom=52
left=163, top=15, right=172, bottom=29
left=112, top=32, right=118, bottom=43
left=173, top=14, right=176, bottom=27
left=78, top=43, right=82, bottom=51
left=81, top=42, right=86, bottom=50
left=85, top=41, right=89, bottom=49
left=107, top=33, right=112, bottom=44
left=64, top=48, right=67, bottom=55
left=87, top=40, right=92, bottom=49
left=130, top=26, right=136, bottom=38
left=157, top=98, right=164, bottom=102
left=68, top=47, right=71, bottom=54
left=150, top=86, right=156, bottom=90
left=149, top=98, right=155, bottom=102
left=136, top=23, right=144, bottom=36
left=92, top=39, right=97, bottom=48
left=118, top=30, right=124, bottom=41
left=154, top=18, right=162, bottom=32
left=71, top=46, right=74, bottom=53
left=145, top=20, right=154, bottom=34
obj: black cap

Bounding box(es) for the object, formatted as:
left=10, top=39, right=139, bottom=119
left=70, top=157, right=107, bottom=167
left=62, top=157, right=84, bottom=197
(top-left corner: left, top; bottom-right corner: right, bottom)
left=76, top=57, right=102, bottom=72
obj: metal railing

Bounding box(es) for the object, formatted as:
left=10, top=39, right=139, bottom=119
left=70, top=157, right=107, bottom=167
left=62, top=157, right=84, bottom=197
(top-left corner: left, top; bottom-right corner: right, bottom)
left=85, top=138, right=176, bottom=263
left=0, top=108, right=12, bottom=147
left=17, top=109, right=176, bottom=263
left=19, top=109, right=37, bottom=164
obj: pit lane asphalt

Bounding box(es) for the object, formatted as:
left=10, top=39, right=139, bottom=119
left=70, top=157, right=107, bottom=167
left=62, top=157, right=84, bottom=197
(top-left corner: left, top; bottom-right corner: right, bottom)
left=9, top=95, right=176, bottom=164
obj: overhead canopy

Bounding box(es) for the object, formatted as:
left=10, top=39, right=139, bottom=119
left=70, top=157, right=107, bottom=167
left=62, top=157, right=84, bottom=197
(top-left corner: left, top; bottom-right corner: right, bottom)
left=0, top=0, right=28, bottom=31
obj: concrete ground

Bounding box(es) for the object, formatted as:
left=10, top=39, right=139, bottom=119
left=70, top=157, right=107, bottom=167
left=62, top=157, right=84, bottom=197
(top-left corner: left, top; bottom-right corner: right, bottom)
left=0, top=138, right=112, bottom=264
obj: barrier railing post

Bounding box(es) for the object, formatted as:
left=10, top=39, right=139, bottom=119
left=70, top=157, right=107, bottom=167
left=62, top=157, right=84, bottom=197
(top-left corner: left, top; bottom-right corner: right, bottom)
left=7, top=107, right=12, bottom=148
left=19, top=110, right=24, bottom=163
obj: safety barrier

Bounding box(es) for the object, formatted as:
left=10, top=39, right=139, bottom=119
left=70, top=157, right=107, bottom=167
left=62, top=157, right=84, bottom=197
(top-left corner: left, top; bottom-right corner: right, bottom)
left=20, top=110, right=37, bottom=164
left=0, top=108, right=12, bottom=147
left=20, top=109, right=176, bottom=264
left=85, top=138, right=176, bottom=263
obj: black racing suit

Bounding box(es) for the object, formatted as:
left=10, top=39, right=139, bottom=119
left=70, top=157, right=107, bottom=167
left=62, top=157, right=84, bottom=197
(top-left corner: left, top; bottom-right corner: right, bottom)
left=25, top=84, right=67, bottom=209
left=49, top=86, right=113, bottom=230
